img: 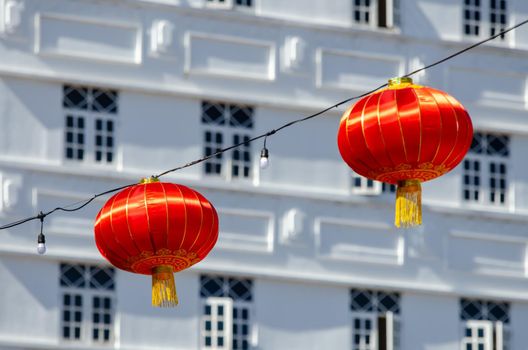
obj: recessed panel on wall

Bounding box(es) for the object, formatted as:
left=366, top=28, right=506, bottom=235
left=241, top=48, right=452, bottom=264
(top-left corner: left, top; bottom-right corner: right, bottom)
left=316, top=48, right=402, bottom=90
left=35, top=13, right=142, bottom=64
left=447, top=67, right=526, bottom=109
left=217, top=208, right=274, bottom=253
left=185, top=32, right=276, bottom=80
left=315, top=217, right=403, bottom=265
left=448, top=231, right=527, bottom=278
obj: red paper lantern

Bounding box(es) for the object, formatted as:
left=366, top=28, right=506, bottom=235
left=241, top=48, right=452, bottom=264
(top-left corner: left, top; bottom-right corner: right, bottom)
left=94, top=177, right=218, bottom=307
left=338, top=77, right=473, bottom=227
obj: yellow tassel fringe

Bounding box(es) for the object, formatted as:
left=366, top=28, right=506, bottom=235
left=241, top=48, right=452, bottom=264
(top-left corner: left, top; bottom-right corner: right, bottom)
left=394, top=180, right=422, bottom=228
left=152, top=266, right=179, bottom=307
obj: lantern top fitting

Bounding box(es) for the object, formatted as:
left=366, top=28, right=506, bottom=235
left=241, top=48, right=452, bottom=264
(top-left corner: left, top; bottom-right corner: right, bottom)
left=140, top=176, right=159, bottom=184
left=387, top=76, right=416, bottom=89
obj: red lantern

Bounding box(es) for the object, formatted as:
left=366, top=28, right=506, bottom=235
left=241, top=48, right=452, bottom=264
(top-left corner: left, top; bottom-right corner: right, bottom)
left=94, top=177, right=218, bottom=307
left=338, top=77, right=473, bottom=227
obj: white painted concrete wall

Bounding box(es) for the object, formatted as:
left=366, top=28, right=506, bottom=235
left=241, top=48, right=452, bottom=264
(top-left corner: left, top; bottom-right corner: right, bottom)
left=0, top=0, right=527, bottom=349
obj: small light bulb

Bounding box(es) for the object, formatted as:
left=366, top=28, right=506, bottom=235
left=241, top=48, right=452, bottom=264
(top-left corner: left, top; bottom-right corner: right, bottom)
left=37, top=242, right=46, bottom=255
left=260, top=148, right=269, bottom=169
left=37, top=233, right=46, bottom=255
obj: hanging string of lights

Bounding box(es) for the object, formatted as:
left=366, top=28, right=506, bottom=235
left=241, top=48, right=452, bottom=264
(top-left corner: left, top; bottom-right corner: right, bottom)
left=1, top=18, right=527, bottom=254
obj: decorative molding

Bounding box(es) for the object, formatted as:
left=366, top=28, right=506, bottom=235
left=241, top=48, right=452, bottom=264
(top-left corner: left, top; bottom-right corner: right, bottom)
left=216, top=207, right=275, bottom=253
left=150, top=19, right=174, bottom=55
left=281, top=36, right=306, bottom=73
left=314, top=217, right=403, bottom=266
left=315, top=48, right=403, bottom=91
left=34, top=12, right=143, bottom=65
left=184, top=31, right=276, bottom=81
left=1, top=0, right=24, bottom=34
left=279, top=208, right=305, bottom=244
left=447, top=229, right=527, bottom=278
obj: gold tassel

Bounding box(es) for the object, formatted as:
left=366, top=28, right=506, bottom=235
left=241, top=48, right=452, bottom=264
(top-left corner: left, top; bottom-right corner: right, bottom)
left=394, top=180, right=422, bottom=228
left=152, top=266, right=179, bottom=307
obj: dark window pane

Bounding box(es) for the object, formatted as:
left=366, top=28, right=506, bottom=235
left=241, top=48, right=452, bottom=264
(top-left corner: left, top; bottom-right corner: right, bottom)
left=93, top=328, right=99, bottom=340
left=63, top=327, right=70, bottom=339
left=74, top=327, right=81, bottom=339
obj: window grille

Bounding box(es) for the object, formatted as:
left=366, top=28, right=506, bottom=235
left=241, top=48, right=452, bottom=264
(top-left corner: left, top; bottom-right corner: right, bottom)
left=60, top=263, right=115, bottom=345
left=63, top=85, right=118, bottom=164
left=462, top=132, right=509, bottom=206
left=200, top=275, right=253, bottom=350
left=460, top=299, right=510, bottom=350
left=463, top=0, right=508, bottom=41
left=350, top=289, right=401, bottom=350
left=202, top=101, right=254, bottom=180
left=353, top=0, right=399, bottom=29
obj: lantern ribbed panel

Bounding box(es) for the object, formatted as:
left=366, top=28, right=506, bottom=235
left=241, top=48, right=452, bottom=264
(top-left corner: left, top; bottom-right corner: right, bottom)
left=94, top=182, right=218, bottom=275
left=338, top=84, right=473, bottom=185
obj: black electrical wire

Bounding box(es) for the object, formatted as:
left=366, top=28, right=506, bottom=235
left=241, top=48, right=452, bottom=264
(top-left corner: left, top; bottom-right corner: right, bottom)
left=1, top=19, right=526, bottom=231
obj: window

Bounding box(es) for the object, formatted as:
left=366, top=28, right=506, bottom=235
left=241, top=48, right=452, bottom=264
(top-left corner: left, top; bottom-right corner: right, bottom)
left=200, top=275, right=253, bottom=350
left=63, top=85, right=118, bottom=164
left=350, top=289, right=401, bottom=350
left=460, top=299, right=510, bottom=350
left=206, top=0, right=252, bottom=9
left=351, top=172, right=396, bottom=196
left=353, top=0, right=399, bottom=29
left=60, top=263, right=115, bottom=345
left=202, top=101, right=253, bottom=180
left=462, top=132, right=509, bottom=206
left=490, top=0, right=507, bottom=38
left=463, top=0, right=508, bottom=40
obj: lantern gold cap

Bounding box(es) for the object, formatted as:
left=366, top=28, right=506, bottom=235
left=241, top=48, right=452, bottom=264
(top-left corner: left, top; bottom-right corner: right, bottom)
left=140, top=176, right=160, bottom=184
left=388, top=77, right=413, bottom=87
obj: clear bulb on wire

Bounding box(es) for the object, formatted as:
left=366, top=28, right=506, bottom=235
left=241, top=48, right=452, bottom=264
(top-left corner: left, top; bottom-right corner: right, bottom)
left=37, top=233, right=46, bottom=255
left=260, top=147, right=269, bottom=169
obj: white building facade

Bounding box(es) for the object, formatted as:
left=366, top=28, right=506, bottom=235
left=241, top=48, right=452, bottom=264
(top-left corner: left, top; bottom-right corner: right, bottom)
left=0, top=0, right=528, bottom=349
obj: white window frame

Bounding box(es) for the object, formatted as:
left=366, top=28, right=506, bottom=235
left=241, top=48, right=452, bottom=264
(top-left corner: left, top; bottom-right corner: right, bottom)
left=202, top=102, right=254, bottom=182
left=205, top=0, right=234, bottom=10
left=350, top=172, right=396, bottom=197
left=461, top=320, right=493, bottom=350
left=205, top=0, right=254, bottom=10
left=351, top=172, right=382, bottom=195
left=60, top=289, right=115, bottom=346
left=352, top=0, right=398, bottom=29
left=62, top=86, right=118, bottom=167
left=352, top=312, right=378, bottom=350
left=351, top=311, right=399, bottom=350
left=201, top=297, right=234, bottom=350
left=462, top=156, right=510, bottom=209
left=462, top=0, right=510, bottom=45
left=59, top=264, right=116, bottom=347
